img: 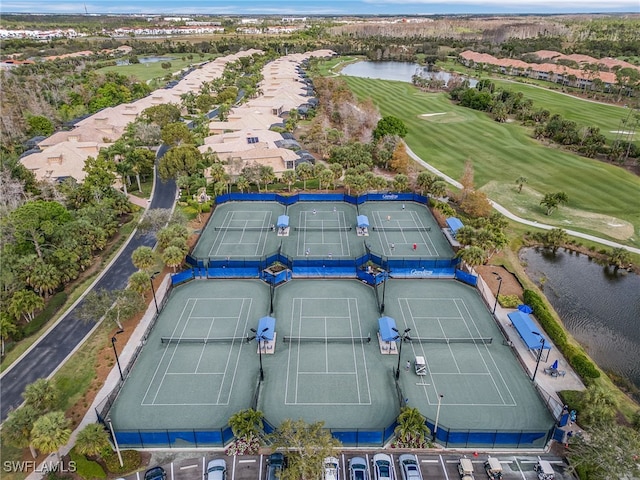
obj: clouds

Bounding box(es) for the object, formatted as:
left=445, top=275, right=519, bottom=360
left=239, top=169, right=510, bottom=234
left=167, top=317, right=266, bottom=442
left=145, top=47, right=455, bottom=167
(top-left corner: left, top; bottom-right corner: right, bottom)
left=1, top=0, right=638, bottom=14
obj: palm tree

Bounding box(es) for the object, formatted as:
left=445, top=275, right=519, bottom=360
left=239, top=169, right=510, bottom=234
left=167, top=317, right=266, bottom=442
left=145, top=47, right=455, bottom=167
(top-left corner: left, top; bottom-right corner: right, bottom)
left=131, top=246, right=157, bottom=272
left=259, top=166, right=275, bottom=192
left=8, top=289, right=44, bottom=323
left=319, top=169, right=334, bottom=192
left=228, top=408, right=264, bottom=438
left=23, top=378, right=59, bottom=413
left=515, top=176, right=528, bottom=193
left=296, top=163, right=314, bottom=190
left=3, top=405, right=40, bottom=458
left=430, top=180, right=447, bottom=199
left=540, top=192, right=568, bottom=215
left=236, top=176, right=250, bottom=193
left=30, top=411, right=71, bottom=461
left=26, top=260, right=60, bottom=298
left=607, top=247, right=631, bottom=270
left=393, top=407, right=430, bottom=448
left=0, top=313, right=18, bottom=357
left=75, top=423, right=111, bottom=459
left=329, top=163, right=343, bottom=190
left=128, top=271, right=151, bottom=298
left=456, top=246, right=487, bottom=267
left=162, top=246, right=184, bottom=272
left=281, top=170, right=296, bottom=192
left=416, top=171, right=435, bottom=195
left=392, top=174, right=409, bottom=192
left=542, top=228, right=569, bottom=253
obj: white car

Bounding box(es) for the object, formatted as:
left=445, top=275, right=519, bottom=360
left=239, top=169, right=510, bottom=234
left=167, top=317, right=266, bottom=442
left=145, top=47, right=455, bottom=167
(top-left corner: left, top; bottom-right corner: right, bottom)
left=324, top=457, right=340, bottom=480
left=206, top=459, right=227, bottom=480
left=398, top=455, right=422, bottom=480
left=372, top=454, right=394, bottom=480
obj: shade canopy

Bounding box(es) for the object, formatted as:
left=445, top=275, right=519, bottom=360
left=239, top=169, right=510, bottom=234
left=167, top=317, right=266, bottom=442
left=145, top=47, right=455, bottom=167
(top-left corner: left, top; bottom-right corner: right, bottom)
left=517, top=304, right=533, bottom=314
left=507, top=311, right=551, bottom=351
left=446, top=217, right=464, bottom=234
left=277, top=215, right=289, bottom=228
left=256, top=316, right=276, bottom=341
left=378, top=316, right=398, bottom=342
left=357, top=215, right=369, bottom=228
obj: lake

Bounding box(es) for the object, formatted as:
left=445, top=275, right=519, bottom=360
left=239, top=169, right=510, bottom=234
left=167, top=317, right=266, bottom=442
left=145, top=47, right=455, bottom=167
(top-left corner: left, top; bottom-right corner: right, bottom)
left=116, top=56, right=175, bottom=66
left=520, top=247, right=640, bottom=391
left=340, top=61, right=477, bottom=87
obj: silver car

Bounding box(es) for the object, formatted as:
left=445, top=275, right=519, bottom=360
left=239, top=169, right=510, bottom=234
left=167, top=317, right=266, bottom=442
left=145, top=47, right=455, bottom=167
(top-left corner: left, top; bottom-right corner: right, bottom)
left=372, top=454, right=394, bottom=480
left=206, top=459, right=227, bottom=480
left=398, top=455, right=422, bottom=480
left=349, top=457, right=369, bottom=480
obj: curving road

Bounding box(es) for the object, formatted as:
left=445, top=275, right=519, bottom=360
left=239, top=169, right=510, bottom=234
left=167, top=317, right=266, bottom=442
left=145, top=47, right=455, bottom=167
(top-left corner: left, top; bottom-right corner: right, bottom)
left=0, top=150, right=176, bottom=422
left=404, top=144, right=640, bottom=255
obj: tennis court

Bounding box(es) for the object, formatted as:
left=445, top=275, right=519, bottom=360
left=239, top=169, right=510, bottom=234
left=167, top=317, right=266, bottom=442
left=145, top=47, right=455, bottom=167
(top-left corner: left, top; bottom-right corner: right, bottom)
left=190, top=202, right=283, bottom=259
left=109, top=275, right=551, bottom=435
left=359, top=202, right=453, bottom=258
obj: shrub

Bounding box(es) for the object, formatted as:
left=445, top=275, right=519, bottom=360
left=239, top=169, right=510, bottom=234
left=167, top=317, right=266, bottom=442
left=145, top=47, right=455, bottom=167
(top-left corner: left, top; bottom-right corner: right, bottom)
left=571, top=353, right=600, bottom=380
left=498, top=294, right=520, bottom=308
left=103, top=449, right=142, bottom=474
left=70, top=450, right=107, bottom=479
left=201, top=203, right=211, bottom=213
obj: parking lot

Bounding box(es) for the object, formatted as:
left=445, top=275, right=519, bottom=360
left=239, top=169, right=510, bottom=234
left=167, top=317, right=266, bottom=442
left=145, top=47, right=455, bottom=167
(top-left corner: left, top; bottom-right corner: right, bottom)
left=130, top=451, right=571, bottom=480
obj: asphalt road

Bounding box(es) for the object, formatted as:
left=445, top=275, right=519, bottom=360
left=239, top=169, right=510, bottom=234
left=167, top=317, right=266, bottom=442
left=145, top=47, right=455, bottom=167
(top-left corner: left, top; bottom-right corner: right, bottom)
left=128, top=452, right=572, bottom=480
left=0, top=150, right=176, bottom=422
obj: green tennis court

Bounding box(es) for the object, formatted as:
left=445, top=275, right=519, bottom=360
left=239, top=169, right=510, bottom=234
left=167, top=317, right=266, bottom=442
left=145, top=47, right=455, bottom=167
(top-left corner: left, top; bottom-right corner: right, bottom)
left=358, top=202, right=453, bottom=258
left=110, top=276, right=552, bottom=434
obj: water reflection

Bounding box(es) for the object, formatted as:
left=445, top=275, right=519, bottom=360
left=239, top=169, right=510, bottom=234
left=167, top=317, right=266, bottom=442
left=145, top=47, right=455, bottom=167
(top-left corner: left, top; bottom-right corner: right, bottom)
left=520, top=247, right=640, bottom=392
left=341, top=61, right=477, bottom=87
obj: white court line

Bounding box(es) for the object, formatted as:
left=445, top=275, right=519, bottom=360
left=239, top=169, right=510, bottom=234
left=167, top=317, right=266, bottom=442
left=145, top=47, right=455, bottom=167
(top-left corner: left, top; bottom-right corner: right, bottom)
left=410, top=210, right=438, bottom=255
left=455, top=298, right=517, bottom=406
left=142, top=298, right=198, bottom=405
left=218, top=298, right=253, bottom=405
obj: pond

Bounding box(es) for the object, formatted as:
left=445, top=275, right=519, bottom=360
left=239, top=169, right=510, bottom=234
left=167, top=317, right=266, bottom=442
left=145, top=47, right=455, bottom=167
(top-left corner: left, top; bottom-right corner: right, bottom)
left=340, top=60, right=477, bottom=87
left=116, top=56, right=176, bottom=66
left=520, top=247, right=640, bottom=392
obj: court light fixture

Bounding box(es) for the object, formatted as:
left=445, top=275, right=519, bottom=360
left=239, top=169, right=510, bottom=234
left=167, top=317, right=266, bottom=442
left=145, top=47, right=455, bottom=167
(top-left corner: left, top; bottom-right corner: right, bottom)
left=111, top=329, right=125, bottom=382
left=150, top=271, right=161, bottom=314
left=531, top=331, right=546, bottom=383
left=492, top=272, right=503, bottom=315
left=248, top=326, right=269, bottom=381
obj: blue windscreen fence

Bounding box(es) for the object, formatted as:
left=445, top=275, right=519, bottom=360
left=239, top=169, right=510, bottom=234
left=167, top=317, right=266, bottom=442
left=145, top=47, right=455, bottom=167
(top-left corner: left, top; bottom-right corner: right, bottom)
left=215, top=192, right=429, bottom=207
left=455, top=269, right=478, bottom=286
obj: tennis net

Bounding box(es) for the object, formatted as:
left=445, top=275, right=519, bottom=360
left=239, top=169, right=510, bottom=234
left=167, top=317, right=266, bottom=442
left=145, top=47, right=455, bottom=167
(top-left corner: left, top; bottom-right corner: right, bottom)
left=371, top=226, right=431, bottom=232
left=161, top=336, right=248, bottom=344
left=294, top=226, right=352, bottom=232
left=283, top=334, right=371, bottom=344
left=214, top=226, right=273, bottom=231
left=408, top=336, right=492, bottom=345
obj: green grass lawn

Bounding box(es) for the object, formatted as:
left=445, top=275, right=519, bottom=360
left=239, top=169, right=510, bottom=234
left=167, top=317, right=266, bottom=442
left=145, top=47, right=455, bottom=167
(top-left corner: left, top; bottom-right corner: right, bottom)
left=342, top=76, right=640, bottom=247
left=97, top=54, right=218, bottom=83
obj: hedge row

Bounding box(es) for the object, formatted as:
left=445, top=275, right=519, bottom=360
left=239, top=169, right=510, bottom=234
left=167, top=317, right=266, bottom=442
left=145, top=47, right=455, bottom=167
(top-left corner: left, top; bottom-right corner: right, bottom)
left=522, top=289, right=600, bottom=381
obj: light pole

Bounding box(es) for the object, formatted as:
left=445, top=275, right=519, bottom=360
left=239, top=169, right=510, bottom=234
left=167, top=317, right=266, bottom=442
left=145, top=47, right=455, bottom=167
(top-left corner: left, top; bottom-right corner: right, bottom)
left=150, top=271, right=161, bottom=314
left=106, top=417, right=123, bottom=467
left=433, top=394, right=444, bottom=441
left=248, top=327, right=269, bottom=381
left=111, top=329, right=124, bottom=381
left=392, top=327, right=411, bottom=380
left=531, top=331, right=546, bottom=382
left=492, top=272, right=503, bottom=315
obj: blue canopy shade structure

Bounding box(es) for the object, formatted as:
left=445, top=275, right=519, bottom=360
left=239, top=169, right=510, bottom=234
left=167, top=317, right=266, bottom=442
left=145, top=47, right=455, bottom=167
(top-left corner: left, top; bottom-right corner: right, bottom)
left=507, top=311, right=551, bottom=351
left=357, top=215, right=369, bottom=228
left=378, top=316, right=398, bottom=342
left=517, top=304, right=533, bottom=314
left=256, top=316, right=276, bottom=341
left=446, top=217, right=464, bottom=235
left=277, top=215, right=289, bottom=228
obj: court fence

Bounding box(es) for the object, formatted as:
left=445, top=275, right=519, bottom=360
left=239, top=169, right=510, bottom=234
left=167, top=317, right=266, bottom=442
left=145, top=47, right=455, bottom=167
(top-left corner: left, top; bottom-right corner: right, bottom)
left=214, top=192, right=429, bottom=206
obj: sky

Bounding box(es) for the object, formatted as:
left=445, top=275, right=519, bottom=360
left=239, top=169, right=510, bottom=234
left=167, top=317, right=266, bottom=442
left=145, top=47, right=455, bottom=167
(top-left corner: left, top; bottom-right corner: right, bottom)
left=1, top=0, right=638, bottom=15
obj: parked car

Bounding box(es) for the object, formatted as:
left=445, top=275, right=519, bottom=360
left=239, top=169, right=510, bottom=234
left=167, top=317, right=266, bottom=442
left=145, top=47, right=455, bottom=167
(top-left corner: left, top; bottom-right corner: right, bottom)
left=372, top=453, right=394, bottom=480
left=206, top=459, right=227, bottom=480
left=483, top=457, right=502, bottom=480
left=349, top=457, right=369, bottom=480
left=457, top=458, right=474, bottom=480
left=398, top=454, right=422, bottom=480
left=144, top=467, right=167, bottom=480
left=324, top=456, right=340, bottom=480
left=266, top=452, right=286, bottom=480
left=534, top=461, right=555, bottom=480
